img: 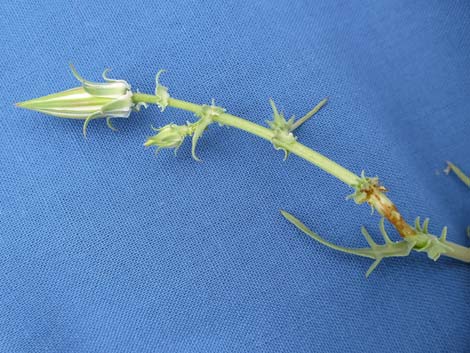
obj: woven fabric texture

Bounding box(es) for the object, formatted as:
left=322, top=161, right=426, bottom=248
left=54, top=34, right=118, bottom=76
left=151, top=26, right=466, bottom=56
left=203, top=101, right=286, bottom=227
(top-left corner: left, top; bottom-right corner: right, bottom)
left=1, top=0, right=469, bottom=352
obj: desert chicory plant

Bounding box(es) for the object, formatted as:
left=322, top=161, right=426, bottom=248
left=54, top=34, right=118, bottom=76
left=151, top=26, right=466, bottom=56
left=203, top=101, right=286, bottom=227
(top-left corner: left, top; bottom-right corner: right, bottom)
left=16, top=65, right=470, bottom=276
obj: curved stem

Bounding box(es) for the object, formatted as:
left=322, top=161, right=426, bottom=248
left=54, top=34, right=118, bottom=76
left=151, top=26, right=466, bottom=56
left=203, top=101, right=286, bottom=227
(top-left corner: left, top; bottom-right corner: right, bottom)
left=134, top=94, right=358, bottom=186
left=132, top=93, right=470, bottom=263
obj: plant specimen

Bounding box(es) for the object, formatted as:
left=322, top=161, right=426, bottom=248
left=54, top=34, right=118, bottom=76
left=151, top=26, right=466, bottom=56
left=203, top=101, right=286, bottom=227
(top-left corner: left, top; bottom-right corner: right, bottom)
left=16, top=65, right=470, bottom=276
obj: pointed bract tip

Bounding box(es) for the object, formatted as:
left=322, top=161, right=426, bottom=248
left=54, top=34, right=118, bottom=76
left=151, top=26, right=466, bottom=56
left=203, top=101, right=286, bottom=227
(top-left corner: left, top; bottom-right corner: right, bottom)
left=15, top=100, right=34, bottom=109
left=191, top=152, right=202, bottom=162
left=68, top=62, right=77, bottom=73
left=280, top=210, right=293, bottom=220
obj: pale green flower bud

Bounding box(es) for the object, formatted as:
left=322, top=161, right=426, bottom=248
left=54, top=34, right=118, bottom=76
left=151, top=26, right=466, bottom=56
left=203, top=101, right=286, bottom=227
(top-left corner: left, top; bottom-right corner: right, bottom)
left=144, top=123, right=195, bottom=155
left=16, top=64, right=141, bottom=137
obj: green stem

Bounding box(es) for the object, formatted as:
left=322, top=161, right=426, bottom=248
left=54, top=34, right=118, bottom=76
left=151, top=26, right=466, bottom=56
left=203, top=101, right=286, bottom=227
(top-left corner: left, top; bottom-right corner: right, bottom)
left=134, top=93, right=358, bottom=186
left=444, top=242, right=470, bottom=263
left=132, top=93, right=470, bottom=263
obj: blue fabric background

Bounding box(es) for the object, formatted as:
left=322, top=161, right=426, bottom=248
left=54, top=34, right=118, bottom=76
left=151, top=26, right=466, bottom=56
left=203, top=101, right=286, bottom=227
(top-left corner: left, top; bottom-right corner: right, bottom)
left=1, top=1, right=469, bottom=352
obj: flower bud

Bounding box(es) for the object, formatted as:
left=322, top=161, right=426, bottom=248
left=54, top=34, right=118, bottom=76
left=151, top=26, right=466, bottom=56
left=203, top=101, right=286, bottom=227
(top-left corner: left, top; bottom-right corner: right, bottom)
left=16, top=64, right=139, bottom=137
left=144, top=123, right=194, bottom=154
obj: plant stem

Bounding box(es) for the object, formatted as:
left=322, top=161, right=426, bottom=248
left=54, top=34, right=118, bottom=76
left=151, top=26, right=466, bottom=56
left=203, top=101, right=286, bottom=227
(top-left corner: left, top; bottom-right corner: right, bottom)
left=132, top=93, right=470, bottom=263
left=445, top=242, right=470, bottom=262
left=135, top=94, right=358, bottom=185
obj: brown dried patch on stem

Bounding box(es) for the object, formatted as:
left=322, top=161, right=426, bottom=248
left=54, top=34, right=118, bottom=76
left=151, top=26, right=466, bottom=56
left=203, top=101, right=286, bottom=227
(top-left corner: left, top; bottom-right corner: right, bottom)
left=349, top=172, right=416, bottom=239
left=368, top=192, right=415, bottom=238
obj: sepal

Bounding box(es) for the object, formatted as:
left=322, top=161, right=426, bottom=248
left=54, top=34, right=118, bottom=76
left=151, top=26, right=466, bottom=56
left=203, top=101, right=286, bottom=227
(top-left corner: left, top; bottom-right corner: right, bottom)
left=191, top=100, right=225, bottom=161
left=154, top=70, right=170, bottom=111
